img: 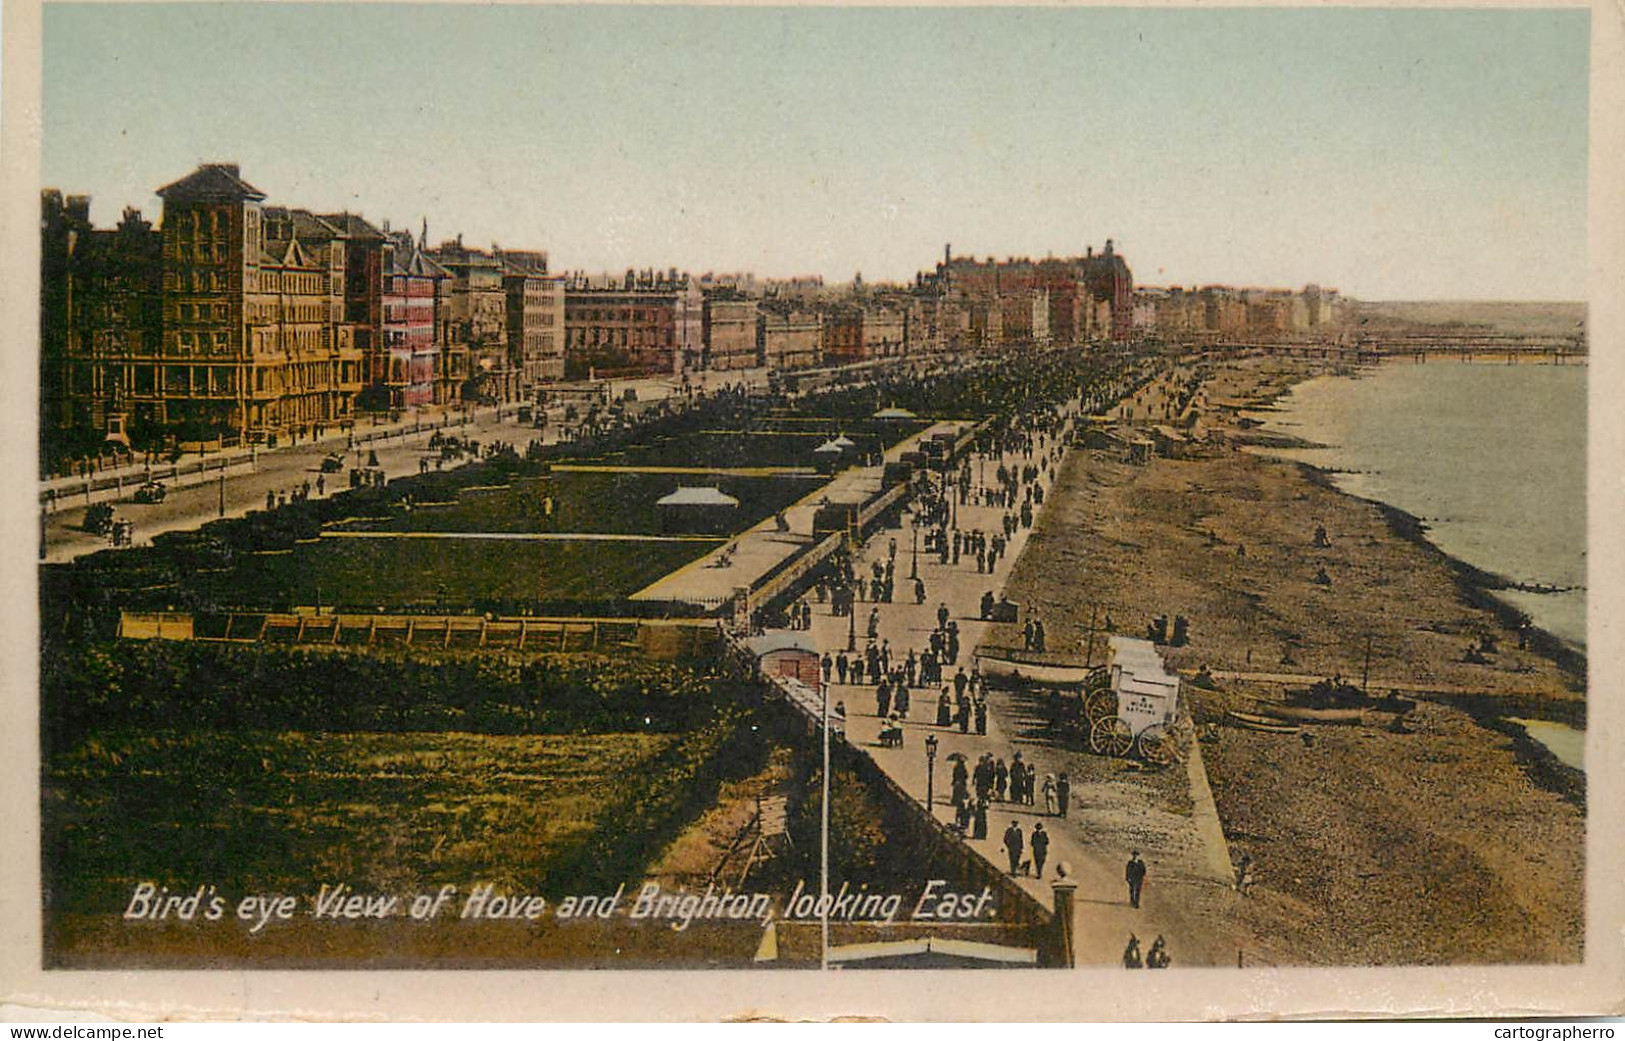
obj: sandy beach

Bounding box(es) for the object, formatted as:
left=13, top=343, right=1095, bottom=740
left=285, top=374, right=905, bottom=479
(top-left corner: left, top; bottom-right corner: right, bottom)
left=995, top=354, right=1584, bottom=965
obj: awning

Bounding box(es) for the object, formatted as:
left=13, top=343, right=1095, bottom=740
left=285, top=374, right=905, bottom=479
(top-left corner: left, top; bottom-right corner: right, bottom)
left=656, top=486, right=740, bottom=507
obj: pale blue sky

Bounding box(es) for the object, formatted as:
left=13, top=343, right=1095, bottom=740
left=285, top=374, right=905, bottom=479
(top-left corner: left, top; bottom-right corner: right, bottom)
left=42, top=5, right=1589, bottom=299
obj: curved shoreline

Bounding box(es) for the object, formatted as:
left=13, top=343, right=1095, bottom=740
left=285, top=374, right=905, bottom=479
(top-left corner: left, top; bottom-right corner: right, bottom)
left=1240, top=364, right=1586, bottom=803
left=1237, top=355, right=1585, bottom=688
left=1295, top=463, right=1588, bottom=694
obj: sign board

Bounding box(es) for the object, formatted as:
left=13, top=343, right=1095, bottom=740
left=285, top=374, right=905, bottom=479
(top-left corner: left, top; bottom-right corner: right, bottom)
left=1117, top=671, right=1179, bottom=734
left=1119, top=692, right=1166, bottom=734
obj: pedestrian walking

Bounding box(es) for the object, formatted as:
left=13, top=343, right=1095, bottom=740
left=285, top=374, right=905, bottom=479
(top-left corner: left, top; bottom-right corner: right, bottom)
left=1002, top=821, right=1024, bottom=876
left=1056, top=772, right=1071, bottom=818
left=952, top=758, right=969, bottom=809
left=836, top=653, right=849, bottom=685
left=972, top=797, right=989, bottom=840
left=1009, top=755, right=1026, bottom=807
left=937, top=688, right=953, bottom=727
left=1031, top=823, right=1050, bottom=878
left=1042, top=774, right=1058, bottom=815
left=995, top=758, right=1009, bottom=801
left=1126, top=851, right=1147, bottom=909
left=974, top=697, right=988, bottom=736
left=821, top=653, right=833, bottom=684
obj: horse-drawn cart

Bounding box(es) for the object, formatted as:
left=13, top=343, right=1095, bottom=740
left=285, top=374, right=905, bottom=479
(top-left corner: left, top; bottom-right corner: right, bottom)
left=132, top=480, right=167, bottom=505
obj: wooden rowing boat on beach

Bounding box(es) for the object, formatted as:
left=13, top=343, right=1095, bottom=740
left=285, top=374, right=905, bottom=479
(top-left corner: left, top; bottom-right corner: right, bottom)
left=1226, top=710, right=1301, bottom=734
left=1261, top=704, right=1368, bottom=726
left=975, top=650, right=1101, bottom=688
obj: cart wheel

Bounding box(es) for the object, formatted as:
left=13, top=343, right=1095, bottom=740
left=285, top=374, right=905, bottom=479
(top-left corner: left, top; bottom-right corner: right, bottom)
left=1086, top=668, right=1112, bottom=693
left=1085, top=687, right=1119, bottom=726
left=1090, top=716, right=1134, bottom=757
left=1139, top=724, right=1184, bottom=765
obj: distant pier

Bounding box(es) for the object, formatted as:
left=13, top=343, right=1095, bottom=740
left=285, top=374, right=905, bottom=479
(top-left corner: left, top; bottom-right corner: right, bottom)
left=1209, top=333, right=1586, bottom=366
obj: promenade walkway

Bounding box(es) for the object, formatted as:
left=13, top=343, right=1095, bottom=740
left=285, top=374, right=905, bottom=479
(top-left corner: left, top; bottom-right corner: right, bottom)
left=783, top=413, right=1242, bottom=968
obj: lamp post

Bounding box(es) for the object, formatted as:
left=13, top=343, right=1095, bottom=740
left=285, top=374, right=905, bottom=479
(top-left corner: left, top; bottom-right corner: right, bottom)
left=846, top=592, right=857, bottom=652
left=218, top=467, right=226, bottom=518
left=820, top=671, right=831, bottom=971
left=909, top=521, right=919, bottom=581
left=924, top=733, right=939, bottom=816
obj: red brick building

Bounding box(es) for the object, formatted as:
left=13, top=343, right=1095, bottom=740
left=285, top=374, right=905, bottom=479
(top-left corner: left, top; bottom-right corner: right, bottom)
left=381, top=228, right=449, bottom=408
left=820, top=305, right=864, bottom=364
left=563, top=271, right=702, bottom=379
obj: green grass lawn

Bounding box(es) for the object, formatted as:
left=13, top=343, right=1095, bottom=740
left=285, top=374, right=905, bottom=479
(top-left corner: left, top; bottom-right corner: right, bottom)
left=213, top=535, right=703, bottom=609
left=339, top=471, right=819, bottom=537
left=44, top=729, right=679, bottom=916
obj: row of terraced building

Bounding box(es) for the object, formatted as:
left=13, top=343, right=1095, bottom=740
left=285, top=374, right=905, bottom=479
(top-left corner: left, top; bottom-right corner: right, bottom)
left=41, top=163, right=1138, bottom=452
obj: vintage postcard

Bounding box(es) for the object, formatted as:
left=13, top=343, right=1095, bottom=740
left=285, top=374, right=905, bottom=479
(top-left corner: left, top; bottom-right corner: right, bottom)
left=3, top=0, right=1622, bottom=1022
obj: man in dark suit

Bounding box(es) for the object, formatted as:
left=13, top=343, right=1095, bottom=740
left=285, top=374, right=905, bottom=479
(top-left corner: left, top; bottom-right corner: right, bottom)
left=1031, top=823, right=1050, bottom=879
left=1003, top=821, right=1024, bottom=876
left=1126, top=850, right=1147, bottom=908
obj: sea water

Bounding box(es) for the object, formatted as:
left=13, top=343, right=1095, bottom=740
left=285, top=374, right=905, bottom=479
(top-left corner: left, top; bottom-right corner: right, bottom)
left=1257, top=361, right=1587, bottom=650
left=1256, top=361, right=1588, bottom=769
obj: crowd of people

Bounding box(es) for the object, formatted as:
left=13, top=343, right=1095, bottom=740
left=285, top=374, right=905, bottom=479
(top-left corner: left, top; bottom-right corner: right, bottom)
left=776, top=379, right=1202, bottom=969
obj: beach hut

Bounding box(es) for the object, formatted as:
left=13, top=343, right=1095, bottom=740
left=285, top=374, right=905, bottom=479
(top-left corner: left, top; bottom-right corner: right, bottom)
left=873, top=406, right=917, bottom=421
left=744, top=633, right=823, bottom=695
left=656, top=485, right=740, bottom=534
